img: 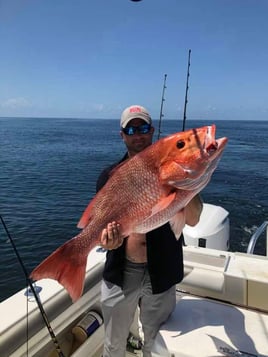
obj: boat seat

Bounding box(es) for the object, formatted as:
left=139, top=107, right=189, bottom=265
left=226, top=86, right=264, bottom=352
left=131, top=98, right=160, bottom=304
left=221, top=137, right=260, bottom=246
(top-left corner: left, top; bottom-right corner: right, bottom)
left=151, top=295, right=268, bottom=357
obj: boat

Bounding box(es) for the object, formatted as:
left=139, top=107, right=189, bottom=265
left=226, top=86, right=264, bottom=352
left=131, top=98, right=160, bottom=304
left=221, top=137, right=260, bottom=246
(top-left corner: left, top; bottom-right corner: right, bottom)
left=1, top=203, right=268, bottom=357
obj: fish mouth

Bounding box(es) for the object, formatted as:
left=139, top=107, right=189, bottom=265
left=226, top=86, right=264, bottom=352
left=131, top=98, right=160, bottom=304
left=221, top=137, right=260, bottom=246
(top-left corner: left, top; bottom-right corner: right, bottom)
left=204, top=125, right=227, bottom=156
left=206, top=142, right=218, bottom=154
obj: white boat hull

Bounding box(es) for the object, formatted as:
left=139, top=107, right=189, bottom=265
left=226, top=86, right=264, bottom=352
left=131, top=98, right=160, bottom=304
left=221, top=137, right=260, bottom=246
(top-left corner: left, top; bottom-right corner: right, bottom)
left=1, top=204, right=268, bottom=357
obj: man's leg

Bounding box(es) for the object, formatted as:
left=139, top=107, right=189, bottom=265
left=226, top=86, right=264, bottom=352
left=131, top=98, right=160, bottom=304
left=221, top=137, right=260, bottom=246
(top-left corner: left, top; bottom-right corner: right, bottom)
left=139, top=278, right=176, bottom=357
left=101, top=280, right=138, bottom=357
left=101, top=261, right=148, bottom=357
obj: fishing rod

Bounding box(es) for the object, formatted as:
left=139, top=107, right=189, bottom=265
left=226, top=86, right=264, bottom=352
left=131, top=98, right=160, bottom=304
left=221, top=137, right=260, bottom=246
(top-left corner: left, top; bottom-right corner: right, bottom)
left=0, top=215, right=66, bottom=357
left=157, top=73, right=167, bottom=140
left=182, top=49, right=191, bottom=131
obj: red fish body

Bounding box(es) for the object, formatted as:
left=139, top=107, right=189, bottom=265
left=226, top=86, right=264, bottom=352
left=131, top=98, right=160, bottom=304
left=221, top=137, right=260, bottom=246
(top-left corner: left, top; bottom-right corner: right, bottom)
left=31, top=125, right=228, bottom=301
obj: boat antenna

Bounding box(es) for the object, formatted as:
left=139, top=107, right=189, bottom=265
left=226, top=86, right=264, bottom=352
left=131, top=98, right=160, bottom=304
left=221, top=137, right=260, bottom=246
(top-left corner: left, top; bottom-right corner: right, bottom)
left=182, top=49, right=191, bottom=131
left=0, top=215, right=66, bottom=357
left=157, top=73, right=167, bottom=140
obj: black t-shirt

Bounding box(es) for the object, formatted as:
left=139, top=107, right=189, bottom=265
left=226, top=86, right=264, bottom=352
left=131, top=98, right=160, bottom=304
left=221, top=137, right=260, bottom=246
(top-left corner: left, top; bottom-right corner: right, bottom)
left=96, top=154, right=184, bottom=294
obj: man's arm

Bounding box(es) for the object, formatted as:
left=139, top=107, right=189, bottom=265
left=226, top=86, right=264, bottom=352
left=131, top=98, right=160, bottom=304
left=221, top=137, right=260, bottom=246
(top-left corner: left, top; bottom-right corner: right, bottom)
left=184, top=195, right=203, bottom=226
left=100, top=194, right=203, bottom=249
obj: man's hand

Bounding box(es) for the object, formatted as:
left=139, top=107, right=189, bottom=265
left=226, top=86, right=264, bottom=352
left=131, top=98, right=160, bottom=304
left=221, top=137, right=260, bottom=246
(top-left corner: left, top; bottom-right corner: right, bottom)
left=100, top=221, right=124, bottom=250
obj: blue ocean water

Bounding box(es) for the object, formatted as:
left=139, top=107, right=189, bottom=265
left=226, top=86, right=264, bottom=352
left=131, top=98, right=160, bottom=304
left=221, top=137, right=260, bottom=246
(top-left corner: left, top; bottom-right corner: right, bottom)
left=0, top=117, right=267, bottom=302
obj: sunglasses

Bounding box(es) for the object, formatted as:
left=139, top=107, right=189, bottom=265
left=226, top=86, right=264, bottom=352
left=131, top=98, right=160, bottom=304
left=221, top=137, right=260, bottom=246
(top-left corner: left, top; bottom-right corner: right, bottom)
left=122, top=124, right=151, bottom=136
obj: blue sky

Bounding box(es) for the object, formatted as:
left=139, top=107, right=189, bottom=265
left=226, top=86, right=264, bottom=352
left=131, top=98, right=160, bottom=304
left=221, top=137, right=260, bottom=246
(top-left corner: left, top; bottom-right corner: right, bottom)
left=0, top=0, right=267, bottom=120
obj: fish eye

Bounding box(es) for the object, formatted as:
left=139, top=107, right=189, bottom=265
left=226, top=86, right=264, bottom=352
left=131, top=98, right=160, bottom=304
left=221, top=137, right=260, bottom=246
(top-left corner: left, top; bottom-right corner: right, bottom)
left=176, top=140, right=185, bottom=149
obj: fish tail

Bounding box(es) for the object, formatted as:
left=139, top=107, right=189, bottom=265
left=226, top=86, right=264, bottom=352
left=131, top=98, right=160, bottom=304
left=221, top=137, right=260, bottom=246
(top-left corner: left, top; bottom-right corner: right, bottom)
left=30, top=238, right=89, bottom=302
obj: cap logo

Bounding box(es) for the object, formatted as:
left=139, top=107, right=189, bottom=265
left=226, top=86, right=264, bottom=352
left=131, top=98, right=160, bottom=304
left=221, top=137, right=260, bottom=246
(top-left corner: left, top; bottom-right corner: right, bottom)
left=129, top=106, right=142, bottom=113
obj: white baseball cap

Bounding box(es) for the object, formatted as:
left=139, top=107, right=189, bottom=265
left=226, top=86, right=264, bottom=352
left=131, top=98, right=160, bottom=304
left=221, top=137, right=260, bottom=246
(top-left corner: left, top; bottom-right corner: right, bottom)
left=120, top=105, right=152, bottom=128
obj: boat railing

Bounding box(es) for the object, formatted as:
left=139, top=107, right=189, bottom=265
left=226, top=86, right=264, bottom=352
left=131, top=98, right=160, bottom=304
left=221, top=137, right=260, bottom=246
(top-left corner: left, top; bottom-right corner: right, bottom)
left=246, top=221, right=268, bottom=256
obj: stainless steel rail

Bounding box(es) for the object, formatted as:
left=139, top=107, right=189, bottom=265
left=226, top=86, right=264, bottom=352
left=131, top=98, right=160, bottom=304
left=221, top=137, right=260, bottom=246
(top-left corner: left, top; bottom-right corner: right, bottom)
left=246, top=221, right=268, bottom=256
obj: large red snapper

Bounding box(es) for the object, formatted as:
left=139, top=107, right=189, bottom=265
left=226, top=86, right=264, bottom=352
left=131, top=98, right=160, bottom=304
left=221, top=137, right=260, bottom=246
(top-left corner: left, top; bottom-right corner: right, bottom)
left=30, top=125, right=227, bottom=301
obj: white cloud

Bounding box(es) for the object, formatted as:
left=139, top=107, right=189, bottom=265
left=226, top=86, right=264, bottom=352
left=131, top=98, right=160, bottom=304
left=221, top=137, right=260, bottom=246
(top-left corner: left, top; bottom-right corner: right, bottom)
left=92, top=103, right=105, bottom=112
left=205, top=105, right=217, bottom=112
left=1, top=97, right=32, bottom=109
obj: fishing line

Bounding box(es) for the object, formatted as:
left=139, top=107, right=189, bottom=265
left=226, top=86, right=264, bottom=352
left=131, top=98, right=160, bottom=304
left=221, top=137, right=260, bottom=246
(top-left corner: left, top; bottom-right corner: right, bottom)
left=0, top=214, right=66, bottom=357
left=182, top=49, right=191, bottom=132
left=157, top=73, right=167, bottom=140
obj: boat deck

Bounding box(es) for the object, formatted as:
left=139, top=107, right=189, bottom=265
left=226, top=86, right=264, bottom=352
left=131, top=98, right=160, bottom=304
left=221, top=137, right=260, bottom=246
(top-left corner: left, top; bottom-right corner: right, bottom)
left=151, top=291, right=268, bottom=357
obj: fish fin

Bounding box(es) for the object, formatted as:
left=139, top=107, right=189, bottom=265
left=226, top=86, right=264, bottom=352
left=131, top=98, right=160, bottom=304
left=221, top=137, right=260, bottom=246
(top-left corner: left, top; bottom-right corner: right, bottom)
left=109, top=159, right=129, bottom=177
left=169, top=210, right=186, bottom=240
left=30, top=238, right=91, bottom=302
left=151, top=191, right=177, bottom=216
left=77, top=196, right=98, bottom=229
left=160, top=161, right=186, bottom=183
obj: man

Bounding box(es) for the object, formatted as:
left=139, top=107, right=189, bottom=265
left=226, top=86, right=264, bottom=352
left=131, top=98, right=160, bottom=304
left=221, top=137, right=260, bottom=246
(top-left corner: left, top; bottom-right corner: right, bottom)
left=96, top=105, right=203, bottom=357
